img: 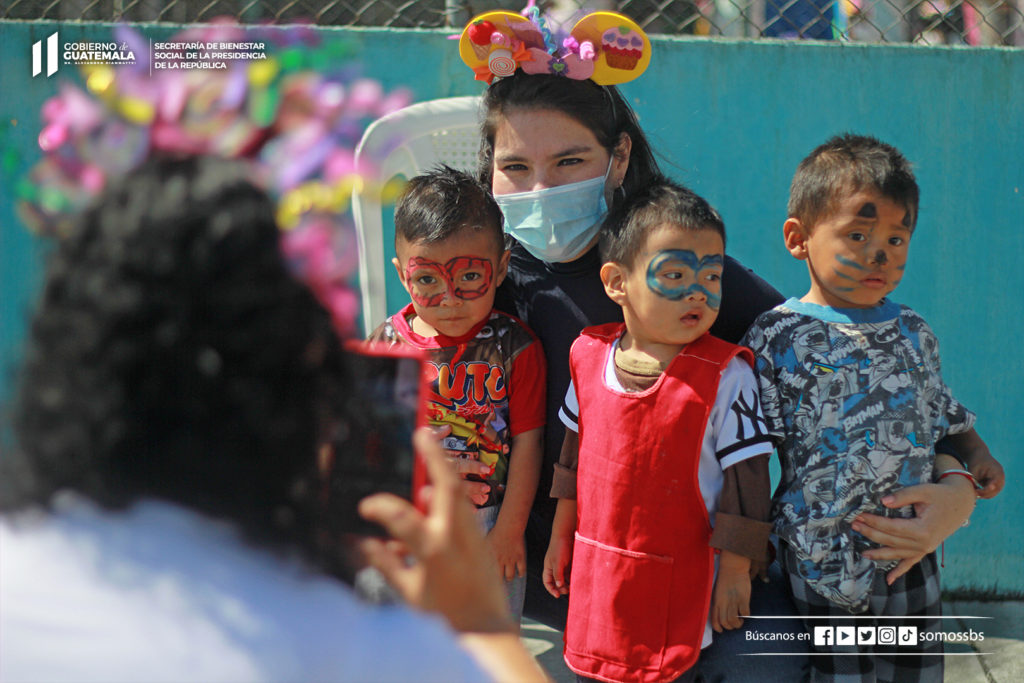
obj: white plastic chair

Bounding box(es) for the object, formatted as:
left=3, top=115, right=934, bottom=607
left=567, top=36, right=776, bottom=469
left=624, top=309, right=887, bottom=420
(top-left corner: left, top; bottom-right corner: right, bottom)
left=352, top=95, right=483, bottom=336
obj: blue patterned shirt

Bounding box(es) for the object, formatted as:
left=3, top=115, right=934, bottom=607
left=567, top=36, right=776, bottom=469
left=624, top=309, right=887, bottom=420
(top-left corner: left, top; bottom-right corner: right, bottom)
left=741, top=298, right=974, bottom=612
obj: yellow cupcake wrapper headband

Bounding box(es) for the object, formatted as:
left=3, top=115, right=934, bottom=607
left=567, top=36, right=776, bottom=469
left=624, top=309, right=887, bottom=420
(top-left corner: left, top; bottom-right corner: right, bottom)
left=458, top=9, right=651, bottom=86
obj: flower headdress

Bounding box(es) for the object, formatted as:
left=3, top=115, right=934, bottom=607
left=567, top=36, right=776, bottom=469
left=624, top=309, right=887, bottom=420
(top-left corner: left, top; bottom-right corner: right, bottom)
left=17, top=22, right=412, bottom=336
left=457, top=4, right=651, bottom=85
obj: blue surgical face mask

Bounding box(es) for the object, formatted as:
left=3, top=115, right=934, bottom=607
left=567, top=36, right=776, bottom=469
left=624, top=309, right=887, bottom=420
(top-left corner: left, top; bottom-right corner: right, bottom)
left=495, top=161, right=612, bottom=263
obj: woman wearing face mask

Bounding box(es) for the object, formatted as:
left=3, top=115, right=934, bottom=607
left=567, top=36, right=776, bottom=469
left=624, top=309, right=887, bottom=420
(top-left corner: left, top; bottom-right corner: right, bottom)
left=482, top=72, right=784, bottom=507
left=477, top=67, right=983, bottom=680
left=479, top=70, right=794, bottom=675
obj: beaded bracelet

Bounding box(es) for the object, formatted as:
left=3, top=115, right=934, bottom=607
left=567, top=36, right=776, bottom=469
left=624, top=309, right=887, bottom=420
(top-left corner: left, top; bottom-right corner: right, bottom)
left=937, top=469, right=980, bottom=544
left=937, top=468, right=983, bottom=490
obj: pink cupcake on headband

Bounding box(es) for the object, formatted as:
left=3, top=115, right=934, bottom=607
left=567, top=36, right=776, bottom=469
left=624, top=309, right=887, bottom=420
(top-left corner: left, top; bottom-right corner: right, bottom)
left=601, top=25, right=644, bottom=70
left=457, top=6, right=651, bottom=86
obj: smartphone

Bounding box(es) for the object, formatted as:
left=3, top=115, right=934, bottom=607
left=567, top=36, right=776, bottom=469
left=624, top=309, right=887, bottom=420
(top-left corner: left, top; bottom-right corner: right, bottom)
left=323, top=341, right=428, bottom=536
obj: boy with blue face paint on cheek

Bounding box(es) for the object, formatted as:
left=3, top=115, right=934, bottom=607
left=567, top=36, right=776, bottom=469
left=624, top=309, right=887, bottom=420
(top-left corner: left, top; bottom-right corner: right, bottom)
left=545, top=179, right=775, bottom=683
left=742, top=134, right=1004, bottom=682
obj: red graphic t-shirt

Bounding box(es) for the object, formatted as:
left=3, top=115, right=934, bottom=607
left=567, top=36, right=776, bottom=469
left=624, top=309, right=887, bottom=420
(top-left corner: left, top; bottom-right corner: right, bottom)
left=369, top=304, right=546, bottom=506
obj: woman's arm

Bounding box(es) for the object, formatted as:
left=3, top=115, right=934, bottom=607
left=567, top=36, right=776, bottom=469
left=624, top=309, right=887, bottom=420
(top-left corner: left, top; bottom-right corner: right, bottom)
left=941, top=428, right=1005, bottom=499
left=359, top=429, right=549, bottom=682
left=853, top=453, right=976, bottom=584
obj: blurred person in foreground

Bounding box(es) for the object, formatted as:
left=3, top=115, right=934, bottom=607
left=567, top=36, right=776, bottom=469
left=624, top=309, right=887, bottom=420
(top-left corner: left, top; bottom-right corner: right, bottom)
left=0, top=155, right=548, bottom=683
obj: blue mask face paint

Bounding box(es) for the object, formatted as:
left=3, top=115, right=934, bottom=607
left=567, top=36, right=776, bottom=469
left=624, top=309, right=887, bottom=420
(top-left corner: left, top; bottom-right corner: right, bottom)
left=645, top=249, right=723, bottom=310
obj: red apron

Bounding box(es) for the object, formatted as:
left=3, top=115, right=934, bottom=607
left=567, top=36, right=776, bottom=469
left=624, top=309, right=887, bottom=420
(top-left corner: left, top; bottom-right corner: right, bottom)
left=565, top=323, right=751, bottom=683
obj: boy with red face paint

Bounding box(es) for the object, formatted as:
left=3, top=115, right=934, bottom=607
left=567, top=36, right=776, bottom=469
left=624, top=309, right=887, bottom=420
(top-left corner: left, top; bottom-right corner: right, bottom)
left=742, top=135, right=1004, bottom=683
left=369, top=166, right=546, bottom=624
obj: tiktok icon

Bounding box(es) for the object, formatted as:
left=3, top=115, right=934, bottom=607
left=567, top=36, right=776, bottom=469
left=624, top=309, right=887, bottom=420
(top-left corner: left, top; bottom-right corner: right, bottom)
left=898, top=626, right=919, bottom=646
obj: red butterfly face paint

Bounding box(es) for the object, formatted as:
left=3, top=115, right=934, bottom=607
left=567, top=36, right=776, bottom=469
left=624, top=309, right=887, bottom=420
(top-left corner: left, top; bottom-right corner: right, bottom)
left=405, top=256, right=494, bottom=308
left=397, top=225, right=505, bottom=338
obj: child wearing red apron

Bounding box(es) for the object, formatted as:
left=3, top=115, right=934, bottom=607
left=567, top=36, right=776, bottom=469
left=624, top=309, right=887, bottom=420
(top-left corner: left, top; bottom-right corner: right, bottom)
left=544, top=180, right=774, bottom=683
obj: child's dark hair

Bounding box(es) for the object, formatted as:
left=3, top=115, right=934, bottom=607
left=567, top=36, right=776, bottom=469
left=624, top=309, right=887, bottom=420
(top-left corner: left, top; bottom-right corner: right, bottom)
left=788, top=133, right=919, bottom=230
left=477, top=71, right=660, bottom=202
left=599, top=177, right=726, bottom=269
left=7, top=155, right=349, bottom=575
left=395, top=165, right=505, bottom=252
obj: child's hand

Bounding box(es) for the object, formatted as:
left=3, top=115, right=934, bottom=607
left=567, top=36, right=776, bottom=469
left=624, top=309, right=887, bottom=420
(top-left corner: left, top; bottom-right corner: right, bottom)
left=711, top=550, right=751, bottom=633
left=445, top=456, right=493, bottom=506
left=429, top=424, right=493, bottom=505
left=542, top=532, right=573, bottom=598
left=968, top=451, right=1005, bottom=499
left=543, top=498, right=577, bottom=599
left=486, top=520, right=526, bottom=582
left=462, top=478, right=492, bottom=507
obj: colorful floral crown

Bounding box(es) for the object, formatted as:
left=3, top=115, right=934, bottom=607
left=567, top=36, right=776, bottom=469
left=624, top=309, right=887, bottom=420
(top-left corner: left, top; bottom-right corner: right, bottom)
left=457, top=5, right=651, bottom=85
left=17, top=21, right=412, bottom=336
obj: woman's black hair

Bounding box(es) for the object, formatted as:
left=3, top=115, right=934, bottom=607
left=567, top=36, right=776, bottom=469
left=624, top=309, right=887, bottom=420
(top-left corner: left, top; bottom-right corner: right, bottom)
left=477, top=71, right=661, bottom=201
left=6, top=155, right=347, bottom=571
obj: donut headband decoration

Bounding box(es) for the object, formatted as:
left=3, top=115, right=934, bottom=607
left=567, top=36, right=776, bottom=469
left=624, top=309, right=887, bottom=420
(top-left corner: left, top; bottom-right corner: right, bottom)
left=458, top=5, right=651, bottom=85
left=18, top=22, right=412, bottom=336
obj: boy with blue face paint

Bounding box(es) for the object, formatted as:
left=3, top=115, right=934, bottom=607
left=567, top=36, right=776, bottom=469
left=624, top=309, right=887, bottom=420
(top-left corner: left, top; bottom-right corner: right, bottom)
left=742, top=134, right=1004, bottom=682
left=545, top=179, right=775, bottom=683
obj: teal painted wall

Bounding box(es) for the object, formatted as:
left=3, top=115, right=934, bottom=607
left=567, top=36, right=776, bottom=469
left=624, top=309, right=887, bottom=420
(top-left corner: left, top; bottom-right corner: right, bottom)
left=2, top=21, right=1021, bottom=593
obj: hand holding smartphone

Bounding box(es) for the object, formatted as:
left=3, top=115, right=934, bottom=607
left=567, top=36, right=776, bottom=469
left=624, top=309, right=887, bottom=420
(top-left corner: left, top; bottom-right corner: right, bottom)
left=323, top=342, right=428, bottom=536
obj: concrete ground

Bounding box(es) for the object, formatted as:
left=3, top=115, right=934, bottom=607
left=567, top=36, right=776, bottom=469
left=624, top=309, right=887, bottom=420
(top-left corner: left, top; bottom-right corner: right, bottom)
left=521, top=601, right=1024, bottom=683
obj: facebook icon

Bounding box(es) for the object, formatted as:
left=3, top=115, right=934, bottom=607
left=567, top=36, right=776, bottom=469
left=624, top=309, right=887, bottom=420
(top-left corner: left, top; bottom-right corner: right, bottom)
left=814, top=626, right=833, bottom=646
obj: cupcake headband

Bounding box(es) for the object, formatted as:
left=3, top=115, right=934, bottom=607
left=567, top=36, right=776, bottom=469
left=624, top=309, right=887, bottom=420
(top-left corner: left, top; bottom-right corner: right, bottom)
left=17, top=22, right=413, bottom=336
left=457, top=4, right=651, bottom=85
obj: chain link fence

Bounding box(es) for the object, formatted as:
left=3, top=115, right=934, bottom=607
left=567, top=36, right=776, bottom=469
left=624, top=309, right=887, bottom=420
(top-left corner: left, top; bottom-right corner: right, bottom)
left=4, top=0, right=1022, bottom=45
